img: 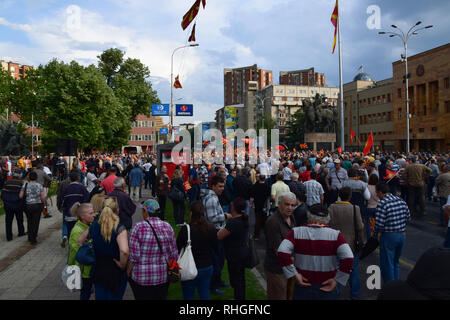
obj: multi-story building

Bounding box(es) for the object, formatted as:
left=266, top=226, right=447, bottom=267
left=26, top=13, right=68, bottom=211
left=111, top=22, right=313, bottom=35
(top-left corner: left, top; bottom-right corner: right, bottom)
left=128, top=114, right=163, bottom=152
left=224, top=64, right=273, bottom=106
left=343, top=73, right=395, bottom=151
left=1, top=60, right=32, bottom=80
left=279, top=67, right=326, bottom=87
left=259, top=84, right=339, bottom=138
left=392, top=43, right=450, bottom=152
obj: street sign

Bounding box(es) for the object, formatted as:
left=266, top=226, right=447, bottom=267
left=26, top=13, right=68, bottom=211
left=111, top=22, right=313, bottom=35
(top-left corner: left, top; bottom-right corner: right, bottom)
left=175, top=104, right=193, bottom=116
left=151, top=104, right=170, bottom=116
left=159, top=128, right=169, bottom=134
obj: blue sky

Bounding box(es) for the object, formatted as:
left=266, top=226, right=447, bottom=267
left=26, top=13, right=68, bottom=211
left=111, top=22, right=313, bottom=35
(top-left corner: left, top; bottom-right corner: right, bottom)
left=0, top=0, right=448, bottom=125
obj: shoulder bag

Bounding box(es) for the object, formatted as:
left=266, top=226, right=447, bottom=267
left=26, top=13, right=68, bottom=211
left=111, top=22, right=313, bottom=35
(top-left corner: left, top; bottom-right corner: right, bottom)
left=245, top=234, right=259, bottom=269
left=146, top=220, right=181, bottom=283
left=168, top=182, right=185, bottom=202
left=75, top=228, right=96, bottom=266
left=353, top=205, right=363, bottom=253
left=178, top=224, right=198, bottom=281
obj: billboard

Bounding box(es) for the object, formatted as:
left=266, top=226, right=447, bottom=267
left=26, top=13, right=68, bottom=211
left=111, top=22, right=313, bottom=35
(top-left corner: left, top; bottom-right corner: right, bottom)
left=175, top=104, right=193, bottom=116
left=225, top=106, right=237, bottom=139
left=151, top=104, right=170, bottom=116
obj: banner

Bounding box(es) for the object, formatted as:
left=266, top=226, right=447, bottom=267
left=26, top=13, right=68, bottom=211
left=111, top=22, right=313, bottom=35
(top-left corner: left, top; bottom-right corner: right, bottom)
left=152, top=104, right=170, bottom=116
left=176, top=104, right=193, bottom=116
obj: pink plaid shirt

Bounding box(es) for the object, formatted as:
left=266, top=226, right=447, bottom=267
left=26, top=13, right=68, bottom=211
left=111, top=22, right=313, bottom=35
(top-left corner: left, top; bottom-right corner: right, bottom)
left=129, top=217, right=178, bottom=286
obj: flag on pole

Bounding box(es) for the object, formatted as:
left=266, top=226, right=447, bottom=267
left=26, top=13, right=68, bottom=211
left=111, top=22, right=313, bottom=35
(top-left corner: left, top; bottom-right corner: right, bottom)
left=331, top=0, right=338, bottom=54
left=358, top=65, right=364, bottom=72
left=337, top=146, right=342, bottom=153
left=181, top=0, right=201, bottom=30
left=350, top=128, right=356, bottom=144
left=201, top=0, right=206, bottom=9
left=188, top=23, right=196, bottom=42
left=363, top=132, right=373, bottom=156
left=384, top=169, right=398, bottom=181
left=173, top=75, right=182, bottom=89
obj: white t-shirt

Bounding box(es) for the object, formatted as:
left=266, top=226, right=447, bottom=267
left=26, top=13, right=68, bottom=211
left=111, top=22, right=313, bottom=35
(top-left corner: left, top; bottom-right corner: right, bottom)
left=43, top=166, right=52, bottom=175
left=86, top=172, right=98, bottom=193
left=282, top=167, right=292, bottom=180
left=143, top=163, right=151, bottom=172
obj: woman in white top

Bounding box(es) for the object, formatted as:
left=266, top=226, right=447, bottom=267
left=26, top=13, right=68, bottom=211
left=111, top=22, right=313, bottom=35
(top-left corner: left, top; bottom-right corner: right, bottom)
left=366, top=174, right=380, bottom=241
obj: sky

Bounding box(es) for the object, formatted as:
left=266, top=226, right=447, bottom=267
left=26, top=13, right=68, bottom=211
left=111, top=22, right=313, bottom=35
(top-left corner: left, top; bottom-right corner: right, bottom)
left=0, top=0, right=448, bottom=126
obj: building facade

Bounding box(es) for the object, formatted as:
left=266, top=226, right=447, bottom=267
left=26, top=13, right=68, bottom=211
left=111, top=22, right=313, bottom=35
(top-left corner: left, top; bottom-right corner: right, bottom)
left=128, top=114, right=164, bottom=152
left=279, top=67, right=326, bottom=87
left=343, top=74, right=395, bottom=151
left=224, top=64, right=273, bottom=106
left=1, top=60, right=32, bottom=80
left=392, top=43, right=450, bottom=152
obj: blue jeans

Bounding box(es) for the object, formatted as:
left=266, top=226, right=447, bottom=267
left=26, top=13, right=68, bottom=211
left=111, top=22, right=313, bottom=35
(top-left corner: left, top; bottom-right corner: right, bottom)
left=293, top=283, right=339, bottom=300
left=349, top=255, right=360, bottom=298
left=181, top=265, right=214, bottom=300
left=62, top=220, right=76, bottom=240
left=222, top=205, right=230, bottom=214
left=81, top=172, right=86, bottom=186
left=379, top=233, right=405, bottom=283
left=94, top=277, right=127, bottom=300
left=245, top=200, right=250, bottom=215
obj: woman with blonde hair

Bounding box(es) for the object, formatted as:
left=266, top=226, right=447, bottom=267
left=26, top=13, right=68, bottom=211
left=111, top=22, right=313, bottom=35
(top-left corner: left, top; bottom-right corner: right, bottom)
left=90, top=193, right=107, bottom=216
left=79, top=197, right=129, bottom=300
left=68, top=202, right=96, bottom=300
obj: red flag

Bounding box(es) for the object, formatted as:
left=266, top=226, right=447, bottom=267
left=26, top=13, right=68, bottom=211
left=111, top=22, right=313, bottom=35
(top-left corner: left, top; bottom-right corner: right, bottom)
left=331, top=0, right=338, bottom=54
left=337, top=146, right=342, bottom=153
left=384, top=169, right=398, bottom=181
left=173, top=75, right=182, bottom=89
left=350, top=128, right=356, bottom=144
left=188, top=23, right=196, bottom=42
left=201, top=0, right=206, bottom=9
left=181, top=0, right=200, bottom=30
left=363, top=132, right=373, bottom=157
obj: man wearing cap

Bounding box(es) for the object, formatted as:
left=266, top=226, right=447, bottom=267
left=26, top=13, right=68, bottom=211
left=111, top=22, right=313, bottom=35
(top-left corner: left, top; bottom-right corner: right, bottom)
left=277, top=205, right=354, bottom=300
left=325, top=159, right=348, bottom=206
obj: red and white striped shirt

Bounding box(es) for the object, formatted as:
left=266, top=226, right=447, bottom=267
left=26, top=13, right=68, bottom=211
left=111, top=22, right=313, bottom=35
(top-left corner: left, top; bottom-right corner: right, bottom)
left=277, top=224, right=354, bottom=286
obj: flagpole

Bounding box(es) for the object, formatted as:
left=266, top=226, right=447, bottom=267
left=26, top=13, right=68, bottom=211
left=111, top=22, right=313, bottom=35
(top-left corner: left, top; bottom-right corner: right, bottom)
left=337, top=3, right=345, bottom=152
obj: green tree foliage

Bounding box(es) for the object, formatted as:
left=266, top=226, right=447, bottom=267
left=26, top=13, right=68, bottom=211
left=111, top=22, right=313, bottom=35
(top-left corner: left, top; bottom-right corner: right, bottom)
left=0, top=68, right=13, bottom=117
left=285, top=108, right=306, bottom=148
left=97, top=48, right=161, bottom=121
left=0, top=121, right=29, bottom=155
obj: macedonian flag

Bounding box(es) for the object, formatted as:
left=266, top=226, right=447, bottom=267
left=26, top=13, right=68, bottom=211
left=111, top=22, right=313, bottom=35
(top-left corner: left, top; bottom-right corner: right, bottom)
left=182, top=0, right=201, bottom=30
left=188, top=23, right=196, bottom=42
left=363, top=132, right=373, bottom=157
left=331, top=0, right=338, bottom=54
left=174, top=75, right=182, bottom=89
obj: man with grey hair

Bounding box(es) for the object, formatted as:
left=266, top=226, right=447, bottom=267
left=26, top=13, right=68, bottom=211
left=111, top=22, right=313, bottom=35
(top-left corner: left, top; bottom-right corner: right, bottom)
left=108, top=177, right=136, bottom=231
left=288, top=172, right=305, bottom=201
left=264, top=191, right=297, bottom=299
left=277, top=205, right=354, bottom=300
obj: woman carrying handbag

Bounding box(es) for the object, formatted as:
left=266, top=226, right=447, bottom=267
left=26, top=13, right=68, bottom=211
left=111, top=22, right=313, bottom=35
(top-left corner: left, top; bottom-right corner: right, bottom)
left=176, top=201, right=218, bottom=300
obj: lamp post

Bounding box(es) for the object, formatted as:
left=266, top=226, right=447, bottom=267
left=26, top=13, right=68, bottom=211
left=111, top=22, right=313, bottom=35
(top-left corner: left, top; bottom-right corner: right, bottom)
left=255, top=94, right=271, bottom=131
left=379, top=22, right=433, bottom=153
left=170, top=43, right=199, bottom=142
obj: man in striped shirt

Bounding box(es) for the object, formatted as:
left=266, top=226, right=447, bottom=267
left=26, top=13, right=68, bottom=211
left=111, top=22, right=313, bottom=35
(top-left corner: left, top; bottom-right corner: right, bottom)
left=277, top=206, right=354, bottom=300
left=373, top=183, right=410, bottom=283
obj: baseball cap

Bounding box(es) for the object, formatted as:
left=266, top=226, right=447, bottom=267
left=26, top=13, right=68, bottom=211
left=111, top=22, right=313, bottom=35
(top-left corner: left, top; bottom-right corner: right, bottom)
left=139, top=199, right=160, bottom=214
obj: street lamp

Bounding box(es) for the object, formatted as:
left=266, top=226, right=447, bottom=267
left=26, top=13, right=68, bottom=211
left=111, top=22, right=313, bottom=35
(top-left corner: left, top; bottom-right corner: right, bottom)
left=170, top=43, right=199, bottom=142
left=255, top=94, right=271, bottom=130
left=379, top=22, right=433, bottom=153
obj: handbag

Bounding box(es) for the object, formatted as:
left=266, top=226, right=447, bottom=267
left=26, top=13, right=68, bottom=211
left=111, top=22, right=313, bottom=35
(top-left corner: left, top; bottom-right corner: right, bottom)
left=178, top=224, right=198, bottom=281
left=169, top=185, right=185, bottom=202
left=146, top=220, right=181, bottom=283
left=245, top=234, right=259, bottom=269
left=75, top=229, right=96, bottom=266
left=353, top=205, right=363, bottom=253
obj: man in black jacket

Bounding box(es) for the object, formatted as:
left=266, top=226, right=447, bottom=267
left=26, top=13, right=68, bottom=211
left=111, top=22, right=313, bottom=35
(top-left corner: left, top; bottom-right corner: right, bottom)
left=233, top=168, right=253, bottom=215
left=1, top=170, right=26, bottom=241
left=108, top=177, right=136, bottom=231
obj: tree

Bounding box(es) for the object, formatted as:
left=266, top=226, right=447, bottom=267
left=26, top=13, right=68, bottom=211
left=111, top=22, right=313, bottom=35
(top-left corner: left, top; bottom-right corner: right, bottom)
left=97, top=49, right=161, bottom=121
left=15, top=59, right=129, bottom=153
left=0, top=68, right=14, bottom=118
left=285, top=108, right=306, bottom=148
left=256, top=113, right=277, bottom=147
left=0, top=121, right=29, bottom=155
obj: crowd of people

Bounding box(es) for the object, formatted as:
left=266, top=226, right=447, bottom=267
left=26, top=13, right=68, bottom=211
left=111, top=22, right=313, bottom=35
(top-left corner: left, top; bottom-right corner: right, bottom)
left=0, top=149, right=449, bottom=300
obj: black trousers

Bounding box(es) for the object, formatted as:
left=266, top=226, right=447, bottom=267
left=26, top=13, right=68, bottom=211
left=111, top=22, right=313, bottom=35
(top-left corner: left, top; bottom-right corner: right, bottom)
left=408, top=185, right=426, bottom=216
left=25, top=203, right=44, bottom=243
left=254, top=207, right=267, bottom=238
left=227, top=255, right=246, bottom=300
left=129, top=278, right=169, bottom=300
left=5, top=206, right=25, bottom=241
left=158, top=196, right=167, bottom=220
left=173, top=200, right=185, bottom=225
left=144, top=172, right=151, bottom=189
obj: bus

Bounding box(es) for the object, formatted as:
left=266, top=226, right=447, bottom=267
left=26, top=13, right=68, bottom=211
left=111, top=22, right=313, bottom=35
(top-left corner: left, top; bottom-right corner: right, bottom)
left=121, top=145, right=142, bottom=155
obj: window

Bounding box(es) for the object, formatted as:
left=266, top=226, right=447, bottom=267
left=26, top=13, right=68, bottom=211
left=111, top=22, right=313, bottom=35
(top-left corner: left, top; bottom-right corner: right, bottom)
left=387, top=94, right=391, bottom=102
left=398, top=88, right=402, bottom=99
left=445, top=77, right=450, bottom=89
left=419, top=128, right=424, bottom=133
left=287, top=97, right=294, bottom=102
left=398, top=108, right=402, bottom=119
left=423, top=105, right=427, bottom=116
